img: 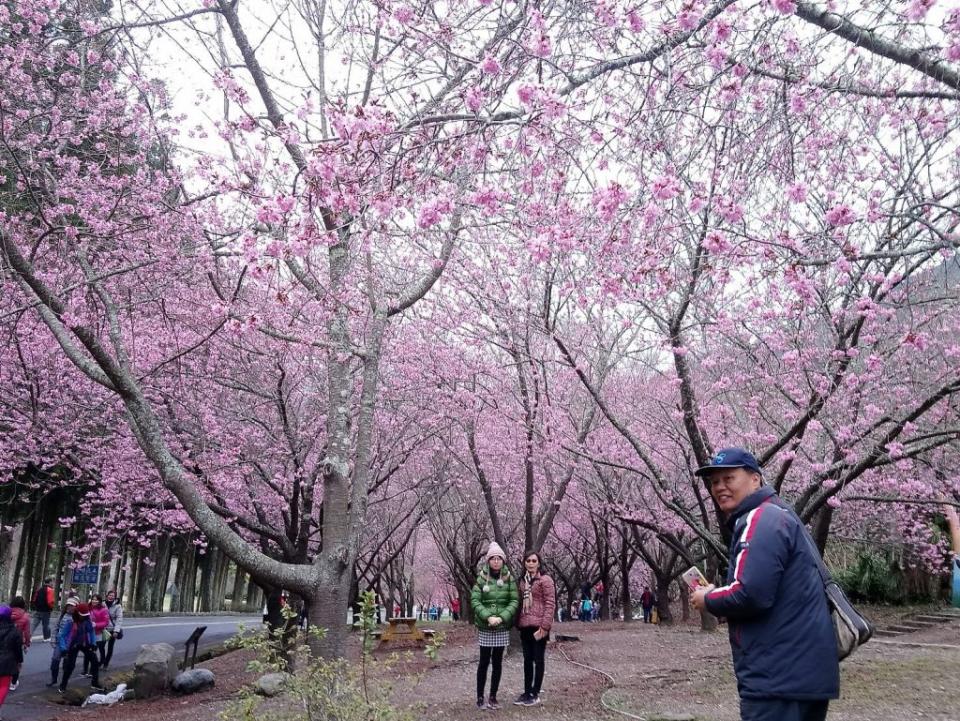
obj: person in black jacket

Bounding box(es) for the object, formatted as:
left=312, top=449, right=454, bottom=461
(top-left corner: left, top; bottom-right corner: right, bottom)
left=690, top=448, right=838, bottom=721
left=0, top=605, right=25, bottom=717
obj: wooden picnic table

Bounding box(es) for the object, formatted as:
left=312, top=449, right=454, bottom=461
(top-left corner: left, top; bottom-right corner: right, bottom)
left=378, top=616, right=434, bottom=644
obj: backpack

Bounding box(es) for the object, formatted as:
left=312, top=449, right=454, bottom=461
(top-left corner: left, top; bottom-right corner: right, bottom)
left=33, top=585, right=52, bottom=612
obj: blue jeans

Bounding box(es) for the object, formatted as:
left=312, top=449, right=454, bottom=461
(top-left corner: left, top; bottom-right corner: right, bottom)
left=740, top=699, right=829, bottom=721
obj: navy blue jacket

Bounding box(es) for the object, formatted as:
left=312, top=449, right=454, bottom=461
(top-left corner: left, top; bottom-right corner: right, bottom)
left=704, top=486, right=839, bottom=700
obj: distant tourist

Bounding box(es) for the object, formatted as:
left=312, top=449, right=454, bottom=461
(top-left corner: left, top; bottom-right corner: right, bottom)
left=47, top=597, right=79, bottom=688
left=82, top=595, right=110, bottom=676
left=640, top=586, right=656, bottom=624
left=57, top=602, right=105, bottom=694
left=30, top=577, right=56, bottom=640
left=102, top=590, right=124, bottom=670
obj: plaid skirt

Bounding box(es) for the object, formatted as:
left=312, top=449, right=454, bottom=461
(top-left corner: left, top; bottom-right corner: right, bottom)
left=478, top=628, right=510, bottom=647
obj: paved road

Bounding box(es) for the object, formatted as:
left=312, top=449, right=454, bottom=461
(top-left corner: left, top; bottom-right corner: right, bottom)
left=0, top=615, right=259, bottom=721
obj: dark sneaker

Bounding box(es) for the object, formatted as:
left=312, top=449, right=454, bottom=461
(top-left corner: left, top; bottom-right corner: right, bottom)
left=476, top=698, right=487, bottom=710
left=523, top=695, right=541, bottom=706
left=487, top=698, right=501, bottom=710
left=57, top=688, right=66, bottom=695
left=46, top=681, right=57, bottom=688
left=513, top=693, right=530, bottom=706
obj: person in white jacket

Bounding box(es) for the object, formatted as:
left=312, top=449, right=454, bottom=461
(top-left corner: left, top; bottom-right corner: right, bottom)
left=101, top=590, right=124, bottom=671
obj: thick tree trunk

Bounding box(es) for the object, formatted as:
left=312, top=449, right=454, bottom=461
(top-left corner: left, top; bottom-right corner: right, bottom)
left=231, top=567, right=248, bottom=612
left=619, top=535, right=633, bottom=622
left=1, top=523, right=24, bottom=600
left=701, top=553, right=719, bottom=632
left=310, top=574, right=350, bottom=658
left=655, top=574, right=673, bottom=625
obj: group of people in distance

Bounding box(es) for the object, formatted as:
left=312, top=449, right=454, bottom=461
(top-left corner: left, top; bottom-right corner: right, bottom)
left=0, top=580, right=124, bottom=716
left=469, top=447, right=843, bottom=721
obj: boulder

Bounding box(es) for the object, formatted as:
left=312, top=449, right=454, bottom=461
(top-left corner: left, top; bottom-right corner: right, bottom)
left=172, top=668, right=216, bottom=695
left=133, top=643, right=178, bottom=699
left=255, top=672, right=290, bottom=697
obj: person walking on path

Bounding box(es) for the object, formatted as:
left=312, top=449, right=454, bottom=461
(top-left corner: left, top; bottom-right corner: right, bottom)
left=6, top=598, right=30, bottom=692
left=47, top=597, right=78, bottom=688
left=690, top=448, right=838, bottom=721
left=102, top=590, right=123, bottom=670
left=57, top=603, right=104, bottom=694
left=471, top=541, right=518, bottom=711
left=30, top=578, right=55, bottom=641
left=514, top=551, right=555, bottom=707
left=640, top=586, right=655, bottom=624
left=0, top=606, right=24, bottom=720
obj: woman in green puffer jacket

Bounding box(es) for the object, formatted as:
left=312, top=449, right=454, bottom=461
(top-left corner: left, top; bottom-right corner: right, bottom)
left=470, top=541, right=518, bottom=711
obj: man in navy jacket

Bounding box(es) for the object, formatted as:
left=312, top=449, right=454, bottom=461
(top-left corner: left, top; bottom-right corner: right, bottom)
left=690, top=448, right=839, bottom=721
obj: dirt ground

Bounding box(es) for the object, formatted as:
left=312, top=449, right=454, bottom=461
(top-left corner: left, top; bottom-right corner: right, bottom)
left=45, top=607, right=960, bottom=721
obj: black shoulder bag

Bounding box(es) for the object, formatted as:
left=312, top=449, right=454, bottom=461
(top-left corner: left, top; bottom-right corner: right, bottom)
left=774, top=498, right=874, bottom=660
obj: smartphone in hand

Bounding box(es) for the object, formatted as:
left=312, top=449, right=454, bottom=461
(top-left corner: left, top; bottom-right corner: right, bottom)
left=681, top=566, right=710, bottom=590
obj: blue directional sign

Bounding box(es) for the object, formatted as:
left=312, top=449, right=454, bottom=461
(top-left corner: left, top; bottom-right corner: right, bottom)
left=72, top=565, right=100, bottom=585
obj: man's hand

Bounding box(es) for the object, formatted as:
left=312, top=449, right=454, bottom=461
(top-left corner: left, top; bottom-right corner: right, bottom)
left=690, top=584, right=716, bottom=612
left=488, top=616, right=502, bottom=627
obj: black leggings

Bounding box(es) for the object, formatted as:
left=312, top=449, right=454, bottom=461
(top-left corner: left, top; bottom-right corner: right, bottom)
left=62, top=646, right=100, bottom=690
left=520, top=627, right=548, bottom=696
left=83, top=641, right=106, bottom=673
left=476, top=646, right=505, bottom=700
left=103, top=635, right=117, bottom=667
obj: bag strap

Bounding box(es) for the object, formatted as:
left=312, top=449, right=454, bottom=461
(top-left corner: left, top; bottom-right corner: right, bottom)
left=769, top=496, right=832, bottom=587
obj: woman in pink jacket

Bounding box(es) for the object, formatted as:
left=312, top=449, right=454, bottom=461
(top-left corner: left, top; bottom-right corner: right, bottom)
left=513, top=551, right=556, bottom=707
left=83, top=595, right=111, bottom=677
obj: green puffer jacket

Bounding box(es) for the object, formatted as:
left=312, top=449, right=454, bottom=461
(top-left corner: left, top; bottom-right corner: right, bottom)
left=471, top=565, right=519, bottom=630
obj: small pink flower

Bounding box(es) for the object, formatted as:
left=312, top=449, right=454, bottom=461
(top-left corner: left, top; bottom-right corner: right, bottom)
left=393, top=5, right=413, bottom=24
left=825, top=204, right=856, bottom=226
left=787, top=182, right=807, bottom=203
left=770, top=0, right=796, bottom=14
left=465, top=86, right=484, bottom=112
left=651, top=175, right=680, bottom=201
left=480, top=54, right=501, bottom=75
left=516, top=84, right=537, bottom=105
left=905, top=0, right=934, bottom=21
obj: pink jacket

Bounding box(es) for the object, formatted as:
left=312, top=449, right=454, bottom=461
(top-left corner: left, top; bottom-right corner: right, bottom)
left=91, top=605, right=111, bottom=634
left=517, top=573, right=556, bottom=632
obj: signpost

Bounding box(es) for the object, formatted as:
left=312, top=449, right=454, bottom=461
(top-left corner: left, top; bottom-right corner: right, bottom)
left=71, top=565, right=99, bottom=585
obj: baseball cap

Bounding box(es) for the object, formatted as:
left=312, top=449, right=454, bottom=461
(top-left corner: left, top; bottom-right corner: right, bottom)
left=694, top=448, right=762, bottom=477
left=66, top=597, right=79, bottom=607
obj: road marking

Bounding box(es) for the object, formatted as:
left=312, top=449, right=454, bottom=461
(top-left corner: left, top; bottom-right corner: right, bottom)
left=123, top=620, right=256, bottom=630
left=30, top=618, right=259, bottom=641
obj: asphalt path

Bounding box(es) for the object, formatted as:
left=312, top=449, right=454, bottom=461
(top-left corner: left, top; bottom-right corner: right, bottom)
left=0, top=614, right=259, bottom=721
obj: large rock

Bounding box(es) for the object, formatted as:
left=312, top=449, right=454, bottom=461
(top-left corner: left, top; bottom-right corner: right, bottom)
left=133, top=643, right=178, bottom=699
left=254, top=672, right=290, bottom=697
left=172, top=669, right=216, bottom=695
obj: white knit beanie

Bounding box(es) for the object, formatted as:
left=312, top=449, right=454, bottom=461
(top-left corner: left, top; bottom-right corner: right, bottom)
left=485, top=541, right=506, bottom=563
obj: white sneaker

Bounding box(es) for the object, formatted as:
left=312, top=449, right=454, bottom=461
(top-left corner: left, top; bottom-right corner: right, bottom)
left=9, top=681, right=18, bottom=691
